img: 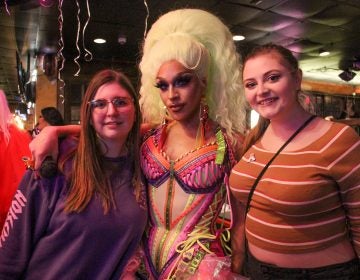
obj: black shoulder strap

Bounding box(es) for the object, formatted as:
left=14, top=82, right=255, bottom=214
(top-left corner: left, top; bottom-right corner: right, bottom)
left=245, top=115, right=316, bottom=213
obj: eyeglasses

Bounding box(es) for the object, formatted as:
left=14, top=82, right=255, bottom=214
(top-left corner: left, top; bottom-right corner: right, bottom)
left=88, top=97, right=133, bottom=111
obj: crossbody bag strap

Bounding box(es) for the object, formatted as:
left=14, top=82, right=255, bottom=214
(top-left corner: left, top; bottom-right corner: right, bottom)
left=245, top=115, right=316, bottom=214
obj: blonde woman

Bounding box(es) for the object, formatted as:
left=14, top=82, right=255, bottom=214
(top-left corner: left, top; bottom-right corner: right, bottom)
left=139, top=9, right=246, bottom=279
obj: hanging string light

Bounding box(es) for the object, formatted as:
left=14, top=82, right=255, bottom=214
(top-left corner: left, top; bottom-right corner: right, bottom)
left=83, top=0, right=93, bottom=62
left=4, top=0, right=10, bottom=15
left=143, top=0, right=149, bottom=38
left=56, top=0, right=93, bottom=85
left=57, top=0, right=65, bottom=93
left=73, top=0, right=81, bottom=76
left=74, top=0, right=93, bottom=75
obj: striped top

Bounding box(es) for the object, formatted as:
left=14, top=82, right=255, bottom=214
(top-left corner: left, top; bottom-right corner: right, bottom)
left=229, top=122, right=360, bottom=256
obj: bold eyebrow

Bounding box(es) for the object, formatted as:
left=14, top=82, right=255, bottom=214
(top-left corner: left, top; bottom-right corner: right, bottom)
left=156, top=71, right=192, bottom=81
left=243, top=69, right=281, bottom=82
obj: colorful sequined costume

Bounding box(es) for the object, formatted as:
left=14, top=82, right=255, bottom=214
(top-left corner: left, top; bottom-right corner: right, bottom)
left=140, top=123, right=237, bottom=279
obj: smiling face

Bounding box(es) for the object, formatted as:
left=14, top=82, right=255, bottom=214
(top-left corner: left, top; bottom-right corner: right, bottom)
left=90, top=82, right=135, bottom=154
left=155, top=60, right=206, bottom=126
left=243, top=51, right=302, bottom=121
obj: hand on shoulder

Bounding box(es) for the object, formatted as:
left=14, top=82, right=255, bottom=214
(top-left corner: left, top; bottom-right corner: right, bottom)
left=29, top=126, right=60, bottom=170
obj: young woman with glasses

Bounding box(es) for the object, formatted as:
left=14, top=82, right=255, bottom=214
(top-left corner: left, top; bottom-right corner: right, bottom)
left=0, top=70, right=147, bottom=279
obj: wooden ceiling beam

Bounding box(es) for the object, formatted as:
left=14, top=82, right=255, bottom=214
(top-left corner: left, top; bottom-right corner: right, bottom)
left=302, top=79, right=360, bottom=96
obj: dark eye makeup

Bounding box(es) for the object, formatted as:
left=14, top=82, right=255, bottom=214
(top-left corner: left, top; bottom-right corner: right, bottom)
left=155, top=73, right=194, bottom=91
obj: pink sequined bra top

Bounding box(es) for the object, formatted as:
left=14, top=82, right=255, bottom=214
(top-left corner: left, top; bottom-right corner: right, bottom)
left=140, top=125, right=233, bottom=194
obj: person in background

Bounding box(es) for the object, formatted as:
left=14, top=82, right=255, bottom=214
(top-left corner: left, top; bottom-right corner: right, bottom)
left=28, top=8, right=248, bottom=279
left=32, top=106, right=64, bottom=137
left=0, top=70, right=147, bottom=279
left=38, top=106, right=64, bottom=129
left=229, top=43, right=360, bottom=279
left=137, top=8, right=246, bottom=279
left=0, top=89, right=31, bottom=230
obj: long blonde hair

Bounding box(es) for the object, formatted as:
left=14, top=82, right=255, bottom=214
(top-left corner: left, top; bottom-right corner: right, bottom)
left=139, top=9, right=247, bottom=145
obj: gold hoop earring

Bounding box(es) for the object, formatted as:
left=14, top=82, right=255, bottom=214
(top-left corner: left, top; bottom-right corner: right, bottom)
left=200, top=100, right=209, bottom=123
left=196, top=99, right=209, bottom=146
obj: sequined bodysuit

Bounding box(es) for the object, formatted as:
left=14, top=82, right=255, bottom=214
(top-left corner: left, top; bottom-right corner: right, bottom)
left=140, top=123, right=236, bottom=279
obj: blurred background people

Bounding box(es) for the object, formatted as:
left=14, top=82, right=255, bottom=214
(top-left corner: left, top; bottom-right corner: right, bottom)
left=0, top=89, right=32, bottom=230
left=32, top=106, right=64, bottom=137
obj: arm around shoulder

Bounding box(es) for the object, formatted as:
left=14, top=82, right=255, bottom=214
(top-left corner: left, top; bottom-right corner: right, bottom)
left=30, top=125, right=80, bottom=170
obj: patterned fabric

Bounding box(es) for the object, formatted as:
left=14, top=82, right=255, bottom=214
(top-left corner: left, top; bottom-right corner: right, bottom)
left=141, top=131, right=227, bottom=194
left=230, top=122, right=360, bottom=256
left=140, top=123, right=236, bottom=279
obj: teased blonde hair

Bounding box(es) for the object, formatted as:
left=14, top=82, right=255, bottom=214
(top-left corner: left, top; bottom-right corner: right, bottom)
left=139, top=9, right=247, bottom=145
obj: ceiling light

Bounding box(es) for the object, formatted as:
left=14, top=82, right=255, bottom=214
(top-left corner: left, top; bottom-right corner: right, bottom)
left=94, top=38, right=106, bottom=44
left=339, top=70, right=356, bottom=82
left=233, top=35, right=245, bottom=41
left=319, top=49, right=330, bottom=57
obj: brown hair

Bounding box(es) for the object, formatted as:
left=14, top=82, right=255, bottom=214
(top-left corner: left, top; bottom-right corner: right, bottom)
left=40, top=107, right=64, bottom=126
left=244, top=43, right=299, bottom=72
left=60, top=69, right=142, bottom=213
left=241, top=43, right=300, bottom=155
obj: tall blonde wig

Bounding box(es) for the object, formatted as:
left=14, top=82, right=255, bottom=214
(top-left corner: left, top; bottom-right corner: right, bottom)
left=0, top=89, right=13, bottom=144
left=139, top=9, right=247, bottom=145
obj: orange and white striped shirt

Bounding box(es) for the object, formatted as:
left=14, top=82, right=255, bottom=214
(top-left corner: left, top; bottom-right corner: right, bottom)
left=229, top=122, right=360, bottom=256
